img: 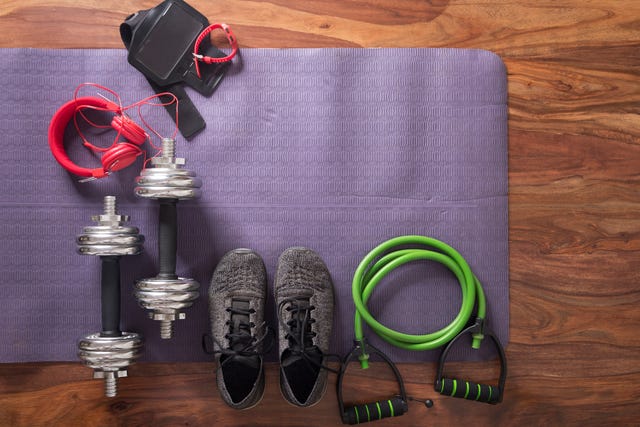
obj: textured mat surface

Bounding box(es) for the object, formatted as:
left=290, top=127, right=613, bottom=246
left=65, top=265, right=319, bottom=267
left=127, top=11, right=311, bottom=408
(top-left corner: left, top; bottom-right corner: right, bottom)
left=0, top=48, right=507, bottom=363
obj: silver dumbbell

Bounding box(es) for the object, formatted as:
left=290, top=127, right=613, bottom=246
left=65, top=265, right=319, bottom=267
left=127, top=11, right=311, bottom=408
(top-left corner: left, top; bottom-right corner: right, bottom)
left=76, top=196, right=144, bottom=397
left=77, top=333, right=143, bottom=398
left=134, top=138, right=201, bottom=339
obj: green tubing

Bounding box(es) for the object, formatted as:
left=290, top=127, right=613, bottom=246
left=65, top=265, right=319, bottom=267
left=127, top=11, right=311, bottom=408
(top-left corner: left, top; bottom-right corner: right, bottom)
left=352, top=235, right=486, bottom=368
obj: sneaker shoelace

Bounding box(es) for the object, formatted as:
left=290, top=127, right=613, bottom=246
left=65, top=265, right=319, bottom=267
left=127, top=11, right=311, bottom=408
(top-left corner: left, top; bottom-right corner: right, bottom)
left=278, top=296, right=339, bottom=374
left=206, top=302, right=273, bottom=369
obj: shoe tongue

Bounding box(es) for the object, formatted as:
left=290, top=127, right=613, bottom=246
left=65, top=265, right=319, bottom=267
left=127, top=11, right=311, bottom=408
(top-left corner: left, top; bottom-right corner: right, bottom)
left=281, top=346, right=322, bottom=368
left=230, top=317, right=251, bottom=350
left=228, top=299, right=253, bottom=351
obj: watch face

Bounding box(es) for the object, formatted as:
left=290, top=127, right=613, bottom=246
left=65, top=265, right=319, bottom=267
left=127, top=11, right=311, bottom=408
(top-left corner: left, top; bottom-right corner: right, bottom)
left=135, top=2, right=203, bottom=80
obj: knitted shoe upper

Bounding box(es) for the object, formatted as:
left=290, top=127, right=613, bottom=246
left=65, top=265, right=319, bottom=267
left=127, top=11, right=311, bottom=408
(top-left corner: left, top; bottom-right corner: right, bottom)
left=275, top=247, right=335, bottom=407
left=209, top=248, right=268, bottom=409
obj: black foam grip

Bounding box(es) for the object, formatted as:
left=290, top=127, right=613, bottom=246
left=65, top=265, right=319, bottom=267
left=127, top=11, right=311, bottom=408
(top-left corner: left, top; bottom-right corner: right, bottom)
left=158, top=200, right=178, bottom=279
left=436, top=378, right=500, bottom=404
left=100, top=256, right=121, bottom=337
left=343, top=398, right=407, bottom=425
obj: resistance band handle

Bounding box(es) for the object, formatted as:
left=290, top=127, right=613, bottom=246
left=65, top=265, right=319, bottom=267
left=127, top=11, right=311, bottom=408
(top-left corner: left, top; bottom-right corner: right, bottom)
left=100, top=256, right=121, bottom=337
left=435, top=322, right=507, bottom=404
left=158, top=199, right=178, bottom=279
left=337, top=340, right=409, bottom=425
left=435, top=378, right=500, bottom=404
left=343, top=397, right=408, bottom=425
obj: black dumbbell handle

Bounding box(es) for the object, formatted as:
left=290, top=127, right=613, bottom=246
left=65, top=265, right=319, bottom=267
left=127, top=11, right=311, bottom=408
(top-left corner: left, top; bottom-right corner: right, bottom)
left=435, top=378, right=500, bottom=404
left=343, top=397, right=408, bottom=425
left=158, top=199, right=178, bottom=279
left=100, top=256, right=121, bottom=337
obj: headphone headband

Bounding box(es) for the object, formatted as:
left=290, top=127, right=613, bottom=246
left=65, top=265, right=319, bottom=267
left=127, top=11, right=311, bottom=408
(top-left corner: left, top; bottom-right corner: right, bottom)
left=48, top=97, right=146, bottom=179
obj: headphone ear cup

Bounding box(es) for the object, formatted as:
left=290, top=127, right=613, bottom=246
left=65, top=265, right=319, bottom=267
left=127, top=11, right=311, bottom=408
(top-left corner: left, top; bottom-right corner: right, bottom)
left=101, top=142, right=143, bottom=173
left=111, top=114, right=148, bottom=146
left=49, top=97, right=110, bottom=178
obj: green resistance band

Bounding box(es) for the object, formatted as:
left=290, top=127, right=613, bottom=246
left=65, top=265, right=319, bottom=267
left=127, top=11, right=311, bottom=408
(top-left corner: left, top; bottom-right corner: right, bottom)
left=337, top=235, right=506, bottom=424
left=352, top=235, right=486, bottom=368
left=337, top=235, right=507, bottom=424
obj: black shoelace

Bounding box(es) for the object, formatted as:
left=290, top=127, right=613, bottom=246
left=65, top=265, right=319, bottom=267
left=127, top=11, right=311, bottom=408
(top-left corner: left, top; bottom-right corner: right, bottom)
left=203, top=304, right=273, bottom=368
left=278, top=296, right=339, bottom=374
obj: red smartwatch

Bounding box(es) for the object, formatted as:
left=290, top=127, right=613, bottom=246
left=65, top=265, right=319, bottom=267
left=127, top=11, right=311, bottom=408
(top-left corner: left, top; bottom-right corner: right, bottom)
left=192, top=23, right=238, bottom=78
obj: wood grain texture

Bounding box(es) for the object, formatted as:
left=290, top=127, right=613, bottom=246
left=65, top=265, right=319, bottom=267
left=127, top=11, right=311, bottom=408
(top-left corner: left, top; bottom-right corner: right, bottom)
left=1, top=0, right=640, bottom=425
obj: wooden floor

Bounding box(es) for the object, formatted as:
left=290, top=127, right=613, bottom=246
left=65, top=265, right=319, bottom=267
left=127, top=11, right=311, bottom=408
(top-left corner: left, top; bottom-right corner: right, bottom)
left=1, top=1, right=639, bottom=425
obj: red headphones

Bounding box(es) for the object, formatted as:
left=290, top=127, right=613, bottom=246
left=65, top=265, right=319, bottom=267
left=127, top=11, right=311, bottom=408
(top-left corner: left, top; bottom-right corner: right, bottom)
left=48, top=97, right=149, bottom=179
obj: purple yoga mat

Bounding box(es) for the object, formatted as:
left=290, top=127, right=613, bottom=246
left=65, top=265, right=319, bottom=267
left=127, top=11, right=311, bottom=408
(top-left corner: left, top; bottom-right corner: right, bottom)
left=0, top=48, right=507, bottom=363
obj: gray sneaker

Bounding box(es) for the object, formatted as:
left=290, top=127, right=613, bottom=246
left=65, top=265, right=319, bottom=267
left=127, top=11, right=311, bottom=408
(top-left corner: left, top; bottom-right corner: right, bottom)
left=275, top=247, right=335, bottom=407
left=209, top=248, right=269, bottom=409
